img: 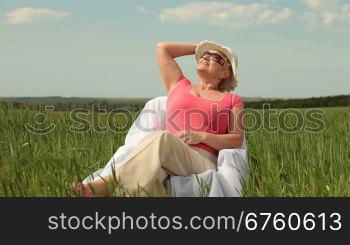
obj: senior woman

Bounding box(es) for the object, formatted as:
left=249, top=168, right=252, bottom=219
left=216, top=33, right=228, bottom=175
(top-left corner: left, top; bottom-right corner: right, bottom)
left=74, top=40, right=244, bottom=197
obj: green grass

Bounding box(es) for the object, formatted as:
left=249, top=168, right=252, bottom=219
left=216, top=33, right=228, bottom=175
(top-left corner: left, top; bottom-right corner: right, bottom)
left=243, top=107, right=350, bottom=196
left=0, top=103, right=349, bottom=197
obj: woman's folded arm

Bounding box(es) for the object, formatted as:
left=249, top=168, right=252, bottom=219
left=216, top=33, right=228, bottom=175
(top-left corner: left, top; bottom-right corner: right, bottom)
left=201, top=107, right=244, bottom=150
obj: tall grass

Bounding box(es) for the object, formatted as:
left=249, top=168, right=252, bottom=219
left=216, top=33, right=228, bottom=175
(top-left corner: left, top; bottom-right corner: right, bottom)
left=0, top=103, right=349, bottom=196
left=243, top=107, right=350, bottom=196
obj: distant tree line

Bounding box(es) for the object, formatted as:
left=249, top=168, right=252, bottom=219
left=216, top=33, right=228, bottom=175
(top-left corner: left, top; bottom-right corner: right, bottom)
left=244, top=95, right=350, bottom=109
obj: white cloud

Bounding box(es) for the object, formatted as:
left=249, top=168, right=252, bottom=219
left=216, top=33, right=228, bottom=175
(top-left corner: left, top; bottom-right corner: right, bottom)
left=137, top=5, right=151, bottom=15
left=258, top=8, right=294, bottom=24
left=321, top=11, right=337, bottom=24
left=159, top=2, right=294, bottom=28
left=5, top=7, right=70, bottom=25
left=303, top=0, right=338, bottom=9
left=301, top=1, right=350, bottom=29
left=304, top=0, right=323, bottom=9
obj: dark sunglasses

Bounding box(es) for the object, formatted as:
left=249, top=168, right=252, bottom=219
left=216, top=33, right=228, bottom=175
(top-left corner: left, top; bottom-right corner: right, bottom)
left=200, top=51, right=227, bottom=66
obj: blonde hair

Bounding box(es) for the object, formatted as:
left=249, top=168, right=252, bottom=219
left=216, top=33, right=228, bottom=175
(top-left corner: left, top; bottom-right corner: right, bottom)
left=218, top=61, right=238, bottom=92
left=219, top=77, right=238, bottom=92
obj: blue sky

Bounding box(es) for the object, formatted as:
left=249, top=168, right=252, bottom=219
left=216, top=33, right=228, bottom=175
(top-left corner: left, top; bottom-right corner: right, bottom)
left=0, top=0, right=349, bottom=98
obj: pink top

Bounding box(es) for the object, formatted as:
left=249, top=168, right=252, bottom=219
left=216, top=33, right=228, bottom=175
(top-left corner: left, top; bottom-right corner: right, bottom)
left=166, top=75, right=244, bottom=156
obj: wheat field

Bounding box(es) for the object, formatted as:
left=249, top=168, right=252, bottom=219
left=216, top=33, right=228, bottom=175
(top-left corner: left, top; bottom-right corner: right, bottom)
left=0, top=103, right=349, bottom=197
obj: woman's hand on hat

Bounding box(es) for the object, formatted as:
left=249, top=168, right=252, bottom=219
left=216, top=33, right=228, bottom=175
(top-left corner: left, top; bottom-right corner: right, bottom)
left=175, top=130, right=205, bottom=145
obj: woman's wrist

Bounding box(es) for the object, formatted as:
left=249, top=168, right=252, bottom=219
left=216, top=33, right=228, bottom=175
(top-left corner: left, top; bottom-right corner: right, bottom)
left=200, top=132, right=208, bottom=143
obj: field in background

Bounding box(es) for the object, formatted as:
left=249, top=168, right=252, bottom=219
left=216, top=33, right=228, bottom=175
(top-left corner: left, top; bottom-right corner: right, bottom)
left=0, top=102, right=349, bottom=197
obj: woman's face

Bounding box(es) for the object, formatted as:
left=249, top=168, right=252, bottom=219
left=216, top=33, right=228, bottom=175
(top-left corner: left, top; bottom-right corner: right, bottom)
left=197, top=50, right=230, bottom=82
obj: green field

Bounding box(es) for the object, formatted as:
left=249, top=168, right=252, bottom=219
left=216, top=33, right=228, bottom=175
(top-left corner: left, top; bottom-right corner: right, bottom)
left=0, top=103, right=349, bottom=197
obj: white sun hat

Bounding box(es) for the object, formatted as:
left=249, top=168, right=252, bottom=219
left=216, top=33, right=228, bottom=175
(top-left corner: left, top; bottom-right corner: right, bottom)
left=195, top=40, right=238, bottom=87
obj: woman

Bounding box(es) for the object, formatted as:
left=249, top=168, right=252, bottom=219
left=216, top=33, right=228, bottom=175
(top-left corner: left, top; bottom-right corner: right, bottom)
left=74, top=40, right=244, bottom=197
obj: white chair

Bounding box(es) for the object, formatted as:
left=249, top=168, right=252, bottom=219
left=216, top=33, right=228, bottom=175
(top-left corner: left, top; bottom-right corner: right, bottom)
left=83, top=96, right=249, bottom=197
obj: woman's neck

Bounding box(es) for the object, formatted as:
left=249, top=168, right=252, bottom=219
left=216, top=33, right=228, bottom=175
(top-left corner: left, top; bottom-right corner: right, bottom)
left=196, top=79, right=218, bottom=91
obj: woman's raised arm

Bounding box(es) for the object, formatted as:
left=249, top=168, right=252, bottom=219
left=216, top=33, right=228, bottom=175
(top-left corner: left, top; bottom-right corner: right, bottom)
left=156, top=42, right=197, bottom=93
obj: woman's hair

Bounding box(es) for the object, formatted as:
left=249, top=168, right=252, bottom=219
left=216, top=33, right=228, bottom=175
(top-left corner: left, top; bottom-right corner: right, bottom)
left=219, top=76, right=238, bottom=92
left=218, top=61, right=238, bottom=92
